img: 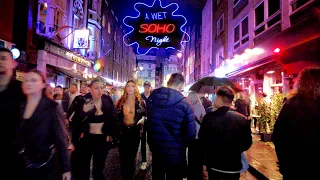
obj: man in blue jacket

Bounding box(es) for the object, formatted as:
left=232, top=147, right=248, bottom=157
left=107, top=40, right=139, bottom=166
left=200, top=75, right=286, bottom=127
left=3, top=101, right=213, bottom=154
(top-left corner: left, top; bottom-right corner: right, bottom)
left=147, top=73, right=196, bottom=180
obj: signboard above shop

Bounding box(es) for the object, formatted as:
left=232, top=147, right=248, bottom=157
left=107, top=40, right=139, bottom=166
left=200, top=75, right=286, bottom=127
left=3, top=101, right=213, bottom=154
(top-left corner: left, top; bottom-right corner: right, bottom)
left=73, top=29, right=89, bottom=49
left=44, top=41, right=92, bottom=67
left=123, top=0, right=189, bottom=55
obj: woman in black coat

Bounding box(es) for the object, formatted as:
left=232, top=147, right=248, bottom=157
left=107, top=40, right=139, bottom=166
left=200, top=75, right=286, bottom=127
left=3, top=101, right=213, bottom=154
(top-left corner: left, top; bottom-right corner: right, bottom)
left=273, top=67, right=320, bottom=179
left=116, top=80, right=146, bottom=180
left=19, top=69, right=71, bottom=180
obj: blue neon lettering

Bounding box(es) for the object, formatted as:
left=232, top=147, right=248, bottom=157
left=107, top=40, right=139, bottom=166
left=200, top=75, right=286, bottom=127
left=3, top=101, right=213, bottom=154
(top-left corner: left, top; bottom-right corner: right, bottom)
left=123, top=0, right=190, bottom=55
left=145, top=13, right=149, bottom=20
left=151, top=13, right=157, bottom=20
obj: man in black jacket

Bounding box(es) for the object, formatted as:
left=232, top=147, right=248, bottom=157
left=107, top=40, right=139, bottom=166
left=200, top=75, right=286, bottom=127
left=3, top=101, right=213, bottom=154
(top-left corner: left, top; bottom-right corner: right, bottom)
left=139, top=81, right=152, bottom=170
left=199, top=86, right=252, bottom=180
left=0, top=47, right=26, bottom=177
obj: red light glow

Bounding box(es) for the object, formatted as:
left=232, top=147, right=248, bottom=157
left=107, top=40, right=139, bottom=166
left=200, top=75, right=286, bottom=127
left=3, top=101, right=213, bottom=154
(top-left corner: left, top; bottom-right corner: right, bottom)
left=139, top=24, right=176, bottom=34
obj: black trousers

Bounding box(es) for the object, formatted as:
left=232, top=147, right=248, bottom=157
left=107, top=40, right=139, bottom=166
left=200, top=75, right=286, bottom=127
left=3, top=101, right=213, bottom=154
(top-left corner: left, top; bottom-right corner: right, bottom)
left=188, top=139, right=203, bottom=180
left=140, top=126, right=147, bottom=162
left=79, top=134, right=109, bottom=180
left=208, top=169, right=240, bottom=180
left=119, top=125, right=141, bottom=180
left=70, top=125, right=83, bottom=179
left=152, top=160, right=186, bottom=180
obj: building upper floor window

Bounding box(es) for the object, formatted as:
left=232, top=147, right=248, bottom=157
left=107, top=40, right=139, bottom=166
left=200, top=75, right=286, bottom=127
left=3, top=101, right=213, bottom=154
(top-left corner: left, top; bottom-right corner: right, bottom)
left=254, top=0, right=281, bottom=36
left=234, top=0, right=240, bottom=6
left=291, top=0, right=312, bottom=13
left=234, top=16, right=249, bottom=50
left=216, top=13, right=224, bottom=36
left=149, top=63, right=151, bottom=68
left=215, top=47, right=224, bottom=68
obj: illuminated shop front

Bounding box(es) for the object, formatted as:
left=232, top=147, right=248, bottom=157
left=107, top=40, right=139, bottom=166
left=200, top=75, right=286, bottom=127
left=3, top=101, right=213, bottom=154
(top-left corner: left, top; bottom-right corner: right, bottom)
left=37, top=39, right=97, bottom=88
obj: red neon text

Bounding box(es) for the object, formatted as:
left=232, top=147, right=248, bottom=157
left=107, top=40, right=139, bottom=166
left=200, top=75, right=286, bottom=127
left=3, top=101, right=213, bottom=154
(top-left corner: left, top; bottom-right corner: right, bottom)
left=139, top=24, right=176, bottom=34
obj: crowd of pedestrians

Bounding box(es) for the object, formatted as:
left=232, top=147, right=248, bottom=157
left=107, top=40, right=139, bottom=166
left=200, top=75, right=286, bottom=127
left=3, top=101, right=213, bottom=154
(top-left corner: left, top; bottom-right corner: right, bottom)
left=2, top=46, right=320, bottom=180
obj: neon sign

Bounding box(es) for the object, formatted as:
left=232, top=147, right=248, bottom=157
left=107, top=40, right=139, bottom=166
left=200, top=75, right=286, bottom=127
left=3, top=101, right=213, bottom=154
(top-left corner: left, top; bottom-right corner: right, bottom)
left=123, top=0, right=190, bottom=55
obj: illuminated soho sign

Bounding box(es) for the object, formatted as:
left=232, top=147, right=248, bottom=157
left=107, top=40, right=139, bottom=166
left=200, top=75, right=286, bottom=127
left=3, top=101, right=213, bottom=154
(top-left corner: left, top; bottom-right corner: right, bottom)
left=123, top=0, right=189, bottom=55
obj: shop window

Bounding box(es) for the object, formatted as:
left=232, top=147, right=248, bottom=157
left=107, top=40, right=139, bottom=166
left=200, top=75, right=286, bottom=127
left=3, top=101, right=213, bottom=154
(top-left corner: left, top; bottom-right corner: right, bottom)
left=254, top=0, right=281, bottom=37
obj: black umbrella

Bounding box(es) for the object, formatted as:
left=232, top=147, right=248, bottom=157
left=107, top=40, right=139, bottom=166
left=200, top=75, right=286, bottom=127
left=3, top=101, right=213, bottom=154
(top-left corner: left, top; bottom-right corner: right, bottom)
left=189, top=76, right=243, bottom=93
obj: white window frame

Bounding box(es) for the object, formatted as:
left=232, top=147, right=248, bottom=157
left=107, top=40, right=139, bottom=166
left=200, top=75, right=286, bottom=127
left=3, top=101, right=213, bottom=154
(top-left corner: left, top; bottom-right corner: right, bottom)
left=216, top=13, right=224, bottom=36
left=215, top=47, right=224, bottom=68
left=234, top=16, right=249, bottom=51
left=254, top=0, right=281, bottom=37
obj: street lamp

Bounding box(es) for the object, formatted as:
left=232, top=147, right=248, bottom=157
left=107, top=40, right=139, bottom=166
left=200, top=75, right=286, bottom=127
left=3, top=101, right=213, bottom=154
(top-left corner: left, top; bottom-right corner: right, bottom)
left=177, top=52, right=182, bottom=58
left=139, top=66, right=144, bottom=71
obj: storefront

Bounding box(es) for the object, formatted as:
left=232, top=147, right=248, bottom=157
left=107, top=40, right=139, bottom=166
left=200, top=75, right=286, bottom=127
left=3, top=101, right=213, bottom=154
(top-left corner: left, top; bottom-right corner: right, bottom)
left=214, top=12, right=320, bottom=100
left=36, top=39, right=98, bottom=88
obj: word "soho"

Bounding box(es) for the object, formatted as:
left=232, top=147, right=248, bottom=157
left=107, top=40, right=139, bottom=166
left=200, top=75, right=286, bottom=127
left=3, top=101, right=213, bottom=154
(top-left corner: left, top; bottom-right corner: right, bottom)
left=145, top=36, right=170, bottom=46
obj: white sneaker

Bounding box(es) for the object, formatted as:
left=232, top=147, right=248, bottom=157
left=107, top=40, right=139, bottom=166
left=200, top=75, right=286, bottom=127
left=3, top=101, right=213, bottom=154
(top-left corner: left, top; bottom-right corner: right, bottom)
left=140, top=162, right=147, bottom=170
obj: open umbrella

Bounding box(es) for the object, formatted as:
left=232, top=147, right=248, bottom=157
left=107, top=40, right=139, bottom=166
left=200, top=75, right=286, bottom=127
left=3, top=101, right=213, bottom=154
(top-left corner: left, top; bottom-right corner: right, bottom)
left=189, top=76, right=243, bottom=93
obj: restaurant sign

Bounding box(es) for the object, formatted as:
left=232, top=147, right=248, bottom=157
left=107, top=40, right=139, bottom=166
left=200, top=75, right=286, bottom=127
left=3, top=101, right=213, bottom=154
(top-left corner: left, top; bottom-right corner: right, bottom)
left=45, top=41, right=92, bottom=67
left=123, top=0, right=189, bottom=55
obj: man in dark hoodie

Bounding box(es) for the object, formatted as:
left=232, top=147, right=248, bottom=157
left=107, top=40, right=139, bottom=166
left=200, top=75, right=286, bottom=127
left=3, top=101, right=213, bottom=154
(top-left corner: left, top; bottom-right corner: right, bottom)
left=147, top=73, right=196, bottom=180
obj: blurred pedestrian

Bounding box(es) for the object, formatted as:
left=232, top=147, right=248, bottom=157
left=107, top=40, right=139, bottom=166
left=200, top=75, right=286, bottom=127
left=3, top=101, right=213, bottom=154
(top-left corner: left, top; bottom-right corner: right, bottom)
left=139, top=81, right=152, bottom=170
left=0, top=47, right=26, bottom=178
left=19, top=69, right=71, bottom=180
left=110, top=86, right=120, bottom=106
left=273, top=67, right=320, bottom=179
left=186, top=92, right=206, bottom=180
left=54, top=85, right=70, bottom=114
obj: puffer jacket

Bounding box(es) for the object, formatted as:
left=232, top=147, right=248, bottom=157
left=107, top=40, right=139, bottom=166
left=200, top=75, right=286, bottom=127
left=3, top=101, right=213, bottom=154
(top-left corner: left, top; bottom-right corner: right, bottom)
left=146, top=87, right=196, bottom=165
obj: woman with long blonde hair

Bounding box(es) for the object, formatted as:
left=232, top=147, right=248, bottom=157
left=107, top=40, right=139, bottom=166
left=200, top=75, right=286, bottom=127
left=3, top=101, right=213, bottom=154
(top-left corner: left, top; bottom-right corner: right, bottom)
left=116, top=80, right=146, bottom=180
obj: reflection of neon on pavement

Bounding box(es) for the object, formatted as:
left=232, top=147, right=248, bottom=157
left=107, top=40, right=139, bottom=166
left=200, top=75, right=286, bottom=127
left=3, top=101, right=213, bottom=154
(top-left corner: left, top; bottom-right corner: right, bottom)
left=123, top=0, right=190, bottom=55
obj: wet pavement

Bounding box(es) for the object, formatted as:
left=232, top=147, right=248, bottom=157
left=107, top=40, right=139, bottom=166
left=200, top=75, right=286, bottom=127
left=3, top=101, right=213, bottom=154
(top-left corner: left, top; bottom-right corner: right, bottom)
left=104, top=143, right=257, bottom=180
left=244, top=135, right=282, bottom=180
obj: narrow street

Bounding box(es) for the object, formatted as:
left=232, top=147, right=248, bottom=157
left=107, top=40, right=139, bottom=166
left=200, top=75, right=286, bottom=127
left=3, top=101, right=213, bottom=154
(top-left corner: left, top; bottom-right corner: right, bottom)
left=104, top=144, right=257, bottom=180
